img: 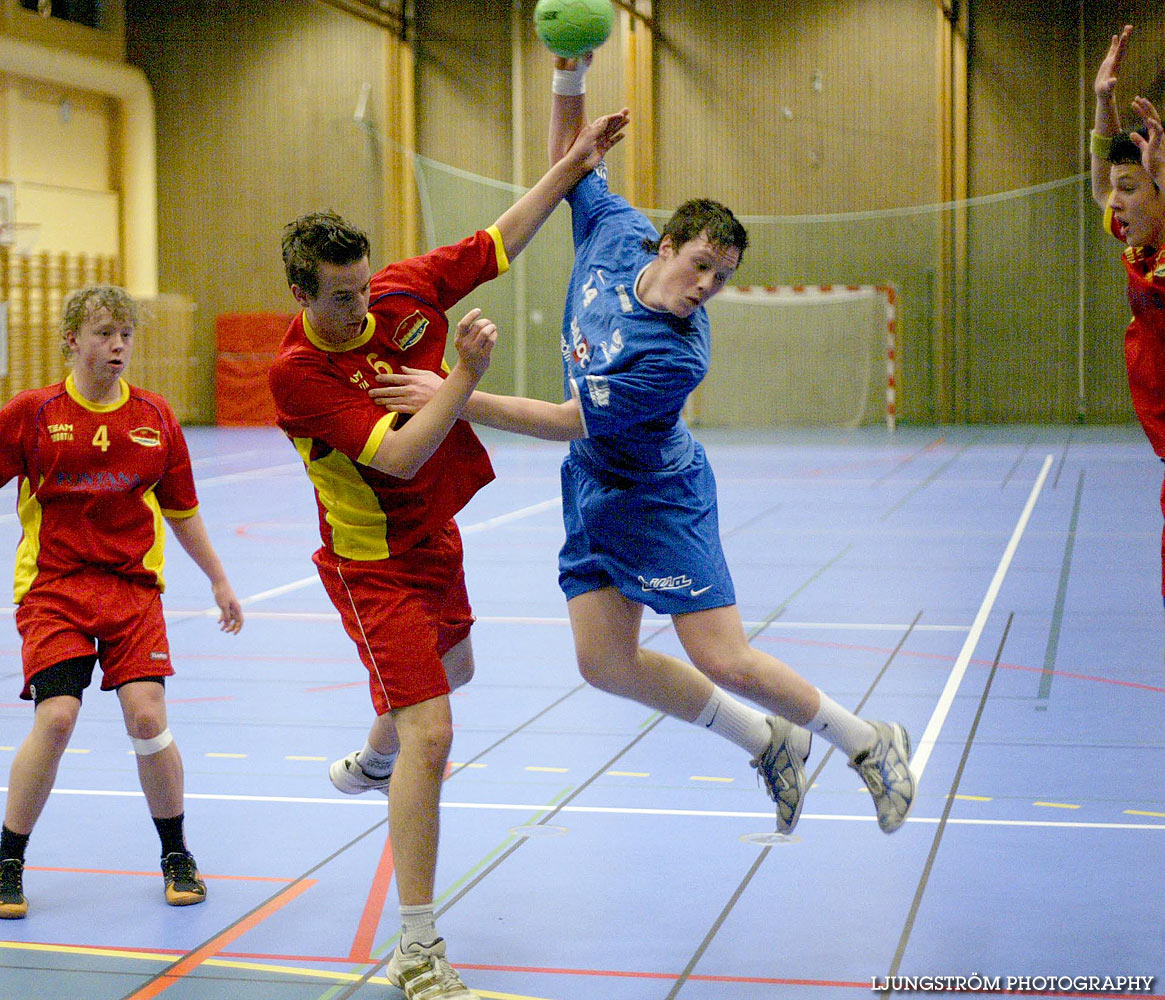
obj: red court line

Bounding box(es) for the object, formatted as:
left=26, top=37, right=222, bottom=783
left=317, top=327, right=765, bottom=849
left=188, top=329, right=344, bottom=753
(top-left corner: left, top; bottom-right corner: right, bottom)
left=348, top=834, right=396, bottom=962
left=121, top=877, right=317, bottom=1000
left=25, top=865, right=294, bottom=883
left=755, top=633, right=1165, bottom=694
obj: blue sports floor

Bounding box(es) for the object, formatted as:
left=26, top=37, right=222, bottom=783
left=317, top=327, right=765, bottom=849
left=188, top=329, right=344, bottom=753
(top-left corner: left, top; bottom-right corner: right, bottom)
left=0, top=424, right=1162, bottom=1000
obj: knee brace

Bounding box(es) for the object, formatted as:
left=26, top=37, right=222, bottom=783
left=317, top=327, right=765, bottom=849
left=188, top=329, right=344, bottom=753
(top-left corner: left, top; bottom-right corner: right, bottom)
left=130, top=728, right=174, bottom=756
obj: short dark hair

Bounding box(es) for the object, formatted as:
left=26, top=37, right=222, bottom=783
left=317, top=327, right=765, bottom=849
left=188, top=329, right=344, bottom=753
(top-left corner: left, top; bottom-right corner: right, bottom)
left=642, top=198, right=749, bottom=262
left=281, top=211, right=371, bottom=298
left=1109, top=126, right=1150, bottom=166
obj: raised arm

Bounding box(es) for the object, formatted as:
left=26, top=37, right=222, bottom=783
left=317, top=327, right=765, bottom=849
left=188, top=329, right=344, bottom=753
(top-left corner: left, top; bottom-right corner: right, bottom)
left=492, top=97, right=628, bottom=260
left=1131, top=95, right=1165, bottom=191
left=1093, top=25, right=1132, bottom=206
left=364, top=309, right=497, bottom=478
left=549, top=54, right=591, bottom=166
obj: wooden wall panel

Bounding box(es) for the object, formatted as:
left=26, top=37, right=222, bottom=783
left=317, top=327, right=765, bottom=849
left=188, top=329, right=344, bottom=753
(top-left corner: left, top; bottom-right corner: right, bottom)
left=127, top=0, right=388, bottom=422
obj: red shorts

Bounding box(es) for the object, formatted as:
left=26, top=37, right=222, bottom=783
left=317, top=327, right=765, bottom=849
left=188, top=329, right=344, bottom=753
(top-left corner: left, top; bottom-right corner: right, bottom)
left=314, top=520, right=474, bottom=713
left=14, top=569, right=172, bottom=700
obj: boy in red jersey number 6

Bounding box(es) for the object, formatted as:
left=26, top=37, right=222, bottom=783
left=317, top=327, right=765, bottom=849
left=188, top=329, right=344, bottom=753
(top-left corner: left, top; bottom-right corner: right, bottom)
left=0, top=286, right=244, bottom=920
left=269, top=108, right=627, bottom=1000
left=1091, top=25, right=1165, bottom=605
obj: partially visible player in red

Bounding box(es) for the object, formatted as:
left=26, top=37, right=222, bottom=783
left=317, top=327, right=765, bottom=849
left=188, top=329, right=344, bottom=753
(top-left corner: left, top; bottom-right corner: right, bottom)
left=1091, top=24, right=1165, bottom=602
left=0, top=286, right=243, bottom=920
left=269, top=106, right=627, bottom=999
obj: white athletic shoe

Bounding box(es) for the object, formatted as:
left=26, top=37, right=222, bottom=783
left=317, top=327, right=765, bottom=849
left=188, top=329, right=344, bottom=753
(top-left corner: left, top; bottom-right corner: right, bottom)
left=329, top=751, right=392, bottom=796
left=849, top=721, right=916, bottom=833
left=751, top=716, right=812, bottom=835
left=386, top=938, right=480, bottom=999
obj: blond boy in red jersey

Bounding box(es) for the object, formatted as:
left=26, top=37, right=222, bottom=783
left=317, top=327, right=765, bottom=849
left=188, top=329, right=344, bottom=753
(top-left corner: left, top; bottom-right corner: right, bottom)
left=0, top=286, right=243, bottom=919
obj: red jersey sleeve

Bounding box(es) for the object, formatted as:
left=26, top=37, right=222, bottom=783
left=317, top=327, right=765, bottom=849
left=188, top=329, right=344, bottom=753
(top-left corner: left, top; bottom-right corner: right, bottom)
left=151, top=397, right=199, bottom=516
left=377, top=228, right=508, bottom=311
left=0, top=391, right=35, bottom=488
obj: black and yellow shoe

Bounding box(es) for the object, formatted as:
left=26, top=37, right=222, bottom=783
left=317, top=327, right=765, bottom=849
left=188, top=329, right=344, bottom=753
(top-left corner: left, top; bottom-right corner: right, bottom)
left=0, top=858, right=28, bottom=919
left=161, top=851, right=206, bottom=906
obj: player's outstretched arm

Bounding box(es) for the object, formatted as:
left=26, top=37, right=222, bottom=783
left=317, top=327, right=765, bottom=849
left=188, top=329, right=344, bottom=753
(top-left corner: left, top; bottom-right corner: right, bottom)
left=1093, top=24, right=1131, bottom=206
left=370, top=367, right=585, bottom=442
left=165, top=511, right=244, bottom=633
left=549, top=53, right=591, bottom=166
left=493, top=101, right=628, bottom=261
left=1130, top=95, right=1165, bottom=189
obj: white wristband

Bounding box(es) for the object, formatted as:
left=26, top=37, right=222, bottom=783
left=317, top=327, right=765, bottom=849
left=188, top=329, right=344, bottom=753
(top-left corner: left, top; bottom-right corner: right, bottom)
left=552, top=66, right=587, bottom=97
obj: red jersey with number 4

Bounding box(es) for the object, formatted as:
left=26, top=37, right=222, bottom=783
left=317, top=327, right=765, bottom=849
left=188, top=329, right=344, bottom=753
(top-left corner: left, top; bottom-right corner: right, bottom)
left=0, top=375, right=199, bottom=602
left=269, top=227, right=507, bottom=559
left=1106, top=201, right=1165, bottom=456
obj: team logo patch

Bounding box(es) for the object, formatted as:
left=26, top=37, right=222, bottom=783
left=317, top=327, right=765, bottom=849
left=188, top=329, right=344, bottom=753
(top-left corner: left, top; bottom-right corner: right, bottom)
left=129, top=426, right=162, bottom=447
left=393, top=311, right=429, bottom=350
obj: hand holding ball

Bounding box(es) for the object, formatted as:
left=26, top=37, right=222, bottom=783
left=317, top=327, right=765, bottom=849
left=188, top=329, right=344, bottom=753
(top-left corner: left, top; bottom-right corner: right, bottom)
left=534, top=0, right=615, bottom=59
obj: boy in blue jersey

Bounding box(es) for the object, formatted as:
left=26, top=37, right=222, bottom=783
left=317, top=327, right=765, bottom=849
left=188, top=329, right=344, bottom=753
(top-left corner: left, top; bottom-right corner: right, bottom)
left=374, top=53, right=916, bottom=837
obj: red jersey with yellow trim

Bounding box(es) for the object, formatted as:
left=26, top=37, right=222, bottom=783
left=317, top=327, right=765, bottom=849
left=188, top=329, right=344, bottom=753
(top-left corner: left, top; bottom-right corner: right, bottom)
left=1106, top=200, right=1165, bottom=456
left=269, top=228, right=505, bottom=559
left=0, top=375, right=199, bottom=602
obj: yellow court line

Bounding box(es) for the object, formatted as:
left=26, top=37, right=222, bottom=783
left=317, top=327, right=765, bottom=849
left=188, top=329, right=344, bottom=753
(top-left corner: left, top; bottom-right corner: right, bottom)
left=449, top=762, right=487, bottom=769
left=954, top=794, right=991, bottom=802
left=1033, top=801, right=1080, bottom=810
left=606, top=771, right=649, bottom=778
left=524, top=766, right=568, bottom=773
left=690, top=775, right=734, bottom=784
left=0, top=942, right=552, bottom=1000
left=285, top=755, right=327, bottom=762
left=205, top=753, right=248, bottom=759
left=63, top=748, right=91, bottom=754
left=1125, top=809, right=1165, bottom=819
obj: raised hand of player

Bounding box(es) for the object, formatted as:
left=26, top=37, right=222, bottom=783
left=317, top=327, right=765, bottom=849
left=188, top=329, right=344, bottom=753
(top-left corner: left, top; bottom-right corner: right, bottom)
left=212, top=580, right=244, bottom=634
left=1131, top=95, right=1165, bottom=182
left=1096, top=25, right=1132, bottom=100
left=568, top=107, right=630, bottom=173
left=453, top=308, right=496, bottom=381
left=369, top=366, right=443, bottom=413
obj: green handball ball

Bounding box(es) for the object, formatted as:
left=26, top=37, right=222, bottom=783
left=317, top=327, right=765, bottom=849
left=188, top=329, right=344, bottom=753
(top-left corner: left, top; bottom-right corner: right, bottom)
left=534, top=0, right=615, bottom=59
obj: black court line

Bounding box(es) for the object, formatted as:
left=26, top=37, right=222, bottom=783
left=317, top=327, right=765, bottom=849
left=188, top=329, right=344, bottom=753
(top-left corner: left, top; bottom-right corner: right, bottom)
left=878, top=437, right=980, bottom=522
left=1051, top=426, right=1075, bottom=490
left=328, top=715, right=671, bottom=999
left=999, top=430, right=1036, bottom=490
left=662, top=611, right=923, bottom=999
left=877, top=612, right=1013, bottom=998
left=1038, top=471, right=1084, bottom=704
left=871, top=434, right=950, bottom=488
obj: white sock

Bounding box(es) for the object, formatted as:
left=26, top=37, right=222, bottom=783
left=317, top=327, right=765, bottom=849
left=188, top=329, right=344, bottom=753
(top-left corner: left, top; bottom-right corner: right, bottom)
left=399, top=903, right=438, bottom=950
left=357, top=742, right=397, bottom=778
left=807, top=691, right=876, bottom=758
left=693, top=685, right=772, bottom=757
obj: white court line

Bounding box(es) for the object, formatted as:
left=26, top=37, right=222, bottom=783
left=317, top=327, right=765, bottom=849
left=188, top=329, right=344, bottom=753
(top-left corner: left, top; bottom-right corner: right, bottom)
left=8, top=786, right=1163, bottom=832
left=911, top=453, right=1053, bottom=783
left=203, top=497, right=567, bottom=615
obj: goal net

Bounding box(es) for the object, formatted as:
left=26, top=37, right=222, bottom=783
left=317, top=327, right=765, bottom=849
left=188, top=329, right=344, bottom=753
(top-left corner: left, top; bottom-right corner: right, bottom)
left=696, top=284, right=897, bottom=430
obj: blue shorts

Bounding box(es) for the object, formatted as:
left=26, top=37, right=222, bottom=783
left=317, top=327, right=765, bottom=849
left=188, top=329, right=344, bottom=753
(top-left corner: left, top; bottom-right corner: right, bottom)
left=558, top=444, right=736, bottom=615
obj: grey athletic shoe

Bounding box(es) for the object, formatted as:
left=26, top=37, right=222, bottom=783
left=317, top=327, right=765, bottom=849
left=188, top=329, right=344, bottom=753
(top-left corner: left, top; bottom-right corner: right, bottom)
left=849, top=721, right=916, bottom=833
left=329, top=751, right=392, bottom=796
left=751, top=716, right=812, bottom=834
